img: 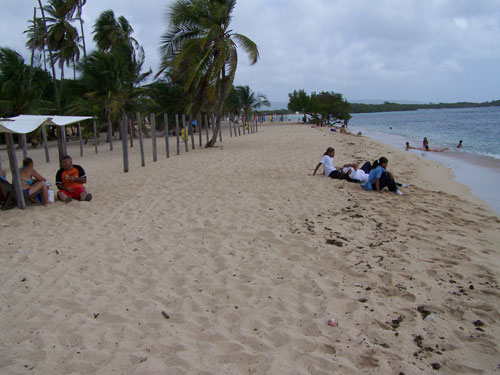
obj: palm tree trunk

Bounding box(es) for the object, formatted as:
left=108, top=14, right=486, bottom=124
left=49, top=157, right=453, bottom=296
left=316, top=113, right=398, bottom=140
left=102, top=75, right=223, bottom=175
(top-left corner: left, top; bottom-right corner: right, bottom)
left=77, top=1, right=87, bottom=57
left=38, top=0, right=60, bottom=111
left=28, top=7, right=37, bottom=90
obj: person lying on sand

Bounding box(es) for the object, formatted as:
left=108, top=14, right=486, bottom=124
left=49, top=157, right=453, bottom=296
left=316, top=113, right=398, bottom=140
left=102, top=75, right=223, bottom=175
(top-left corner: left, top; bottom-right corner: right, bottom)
left=361, top=157, right=406, bottom=195
left=312, top=147, right=342, bottom=179
left=341, top=162, right=372, bottom=183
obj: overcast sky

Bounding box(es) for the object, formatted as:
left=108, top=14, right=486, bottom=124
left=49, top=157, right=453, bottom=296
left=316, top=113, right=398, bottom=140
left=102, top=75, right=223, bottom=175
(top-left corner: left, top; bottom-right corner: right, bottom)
left=2, top=0, right=499, bottom=104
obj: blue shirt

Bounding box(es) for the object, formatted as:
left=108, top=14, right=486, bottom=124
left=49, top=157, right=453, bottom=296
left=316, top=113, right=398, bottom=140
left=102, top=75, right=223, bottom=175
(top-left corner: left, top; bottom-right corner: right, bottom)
left=363, top=165, right=385, bottom=191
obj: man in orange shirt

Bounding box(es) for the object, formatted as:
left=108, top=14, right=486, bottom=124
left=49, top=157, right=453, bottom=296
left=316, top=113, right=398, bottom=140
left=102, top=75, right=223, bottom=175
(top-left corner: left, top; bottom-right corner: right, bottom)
left=55, top=155, right=93, bottom=202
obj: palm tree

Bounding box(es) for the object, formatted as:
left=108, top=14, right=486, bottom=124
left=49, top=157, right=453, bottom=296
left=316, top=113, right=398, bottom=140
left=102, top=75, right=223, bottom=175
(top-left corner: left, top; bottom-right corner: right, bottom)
left=93, top=10, right=138, bottom=53
left=38, top=0, right=81, bottom=110
left=236, top=85, right=270, bottom=124
left=25, top=16, right=48, bottom=72
left=159, top=0, right=260, bottom=147
left=76, top=0, right=87, bottom=57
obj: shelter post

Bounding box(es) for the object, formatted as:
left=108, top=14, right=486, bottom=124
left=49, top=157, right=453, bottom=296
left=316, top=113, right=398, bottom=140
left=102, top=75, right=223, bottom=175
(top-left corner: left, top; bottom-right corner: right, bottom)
left=175, top=114, right=180, bottom=155
left=163, top=113, right=170, bottom=158
left=151, top=113, right=157, bottom=162
left=136, top=112, right=146, bottom=167
left=78, top=122, right=83, bottom=157
left=5, top=133, right=26, bottom=209
left=121, top=115, right=129, bottom=173
left=198, top=113, right=202, bottom=147
left=93, top=120, right=98, bottom=154
left=189, top=115, right=195, bottom=150
left=41, top=125, right=50, bottom=162
left=128, top=119, right=134, bottom=147
left=204, top=113, right=209, bottom=144
left=182, top=114, right=188, bottom=152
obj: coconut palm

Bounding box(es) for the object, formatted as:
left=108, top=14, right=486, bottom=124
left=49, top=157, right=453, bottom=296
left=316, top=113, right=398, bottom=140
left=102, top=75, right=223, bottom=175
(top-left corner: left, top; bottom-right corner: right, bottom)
left=236, top=85, right=270, bottom=121
left=24, top=17, right=48, bottom=72
left=159, top=0, right=260, bottom=147
left=93, top=10, right=138, bottom=53
left=76, top=0, right=87, bottom=57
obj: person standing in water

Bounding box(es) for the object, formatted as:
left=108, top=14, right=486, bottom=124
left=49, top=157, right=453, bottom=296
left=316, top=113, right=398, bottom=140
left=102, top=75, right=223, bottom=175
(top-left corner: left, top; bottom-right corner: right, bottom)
left=457, top=140, right=463, bottom=148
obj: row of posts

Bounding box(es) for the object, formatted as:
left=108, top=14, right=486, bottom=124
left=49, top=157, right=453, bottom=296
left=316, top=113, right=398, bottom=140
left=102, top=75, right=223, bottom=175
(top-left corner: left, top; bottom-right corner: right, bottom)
left=0, top=113, right=259, bottom=174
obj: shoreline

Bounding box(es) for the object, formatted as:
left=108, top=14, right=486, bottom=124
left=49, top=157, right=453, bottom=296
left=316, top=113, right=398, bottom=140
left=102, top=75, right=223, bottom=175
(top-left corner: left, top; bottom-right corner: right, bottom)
left=1, top=123, right=499, bottom=374
left=348, top=126, right=500, bottom=215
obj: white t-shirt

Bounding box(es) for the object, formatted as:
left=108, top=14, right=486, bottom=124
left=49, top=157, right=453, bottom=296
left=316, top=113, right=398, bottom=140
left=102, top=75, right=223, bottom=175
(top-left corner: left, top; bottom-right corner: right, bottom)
left=320, top=155, right=336, bottom=176
left=342, top=167, right=369, bottom=182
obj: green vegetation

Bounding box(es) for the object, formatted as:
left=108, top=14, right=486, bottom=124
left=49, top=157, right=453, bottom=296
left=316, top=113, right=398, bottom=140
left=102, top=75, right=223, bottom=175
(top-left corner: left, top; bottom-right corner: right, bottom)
left=1, top=0, right=264, bottom=147
left=350, top=100, right=500, bottom=113
left=158, top=0, right=260, bottom=146
left=288, top=89, right=351, bottom=124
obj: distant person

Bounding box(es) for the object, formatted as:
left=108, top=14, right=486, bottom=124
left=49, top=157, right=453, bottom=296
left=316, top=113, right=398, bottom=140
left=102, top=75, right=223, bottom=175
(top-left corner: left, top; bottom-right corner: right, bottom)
left=339, top=124, right=351, bottom=134
left=423, top=137, right=429, bottom=150
left=361, top=157, right=404, bottom=195
left=312, top=147, right=342, bottom=179
left=405, top=142, right=424, bottom=151
left=19, top=157, right=50, bottom=204
left=457, top=140, right=463, bottom=148
left=55, top=155, right=92, bottom=202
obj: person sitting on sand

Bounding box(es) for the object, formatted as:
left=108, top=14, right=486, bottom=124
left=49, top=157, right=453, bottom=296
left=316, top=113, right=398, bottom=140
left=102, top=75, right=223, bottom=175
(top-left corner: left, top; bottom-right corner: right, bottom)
left=457, top=140, right=463, bottom=149
left=341, top=162, right=372, bottom=183
left=361, top=157, right=404, bottom=195
left=19, top=158, right=51, bottom=204
left=339, top=124, right=351, bottom=134
left=312, top=147, right=342, bottom=179
left=55, top=155, right=92, bottom=202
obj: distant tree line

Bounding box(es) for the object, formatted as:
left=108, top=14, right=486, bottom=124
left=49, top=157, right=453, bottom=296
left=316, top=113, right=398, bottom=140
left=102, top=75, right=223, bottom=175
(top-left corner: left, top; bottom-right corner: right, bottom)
left=349, top=100, right=500, bottom=113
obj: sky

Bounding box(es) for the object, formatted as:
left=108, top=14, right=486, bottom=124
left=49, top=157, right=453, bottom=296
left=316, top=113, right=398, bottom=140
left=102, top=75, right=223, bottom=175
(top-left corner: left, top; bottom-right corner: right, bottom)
left=1, top=0, right=500, bottom=104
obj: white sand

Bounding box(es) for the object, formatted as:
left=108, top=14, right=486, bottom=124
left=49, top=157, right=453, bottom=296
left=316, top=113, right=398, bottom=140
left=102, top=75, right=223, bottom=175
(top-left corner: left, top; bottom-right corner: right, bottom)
left=0, top=124, right=499, bottom=374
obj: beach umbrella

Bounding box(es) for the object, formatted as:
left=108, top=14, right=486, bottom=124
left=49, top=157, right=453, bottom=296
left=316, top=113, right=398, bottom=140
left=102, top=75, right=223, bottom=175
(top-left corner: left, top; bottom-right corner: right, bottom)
left=0, top=115, right=93, bottom=209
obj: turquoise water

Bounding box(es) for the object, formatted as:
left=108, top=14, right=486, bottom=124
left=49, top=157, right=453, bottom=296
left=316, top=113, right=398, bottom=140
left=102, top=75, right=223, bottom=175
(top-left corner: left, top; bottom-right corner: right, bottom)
left=349, top=107, right=500, bottom=159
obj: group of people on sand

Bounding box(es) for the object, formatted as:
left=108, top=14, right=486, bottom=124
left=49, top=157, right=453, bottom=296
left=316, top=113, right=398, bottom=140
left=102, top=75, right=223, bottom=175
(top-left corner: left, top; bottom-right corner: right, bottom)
left=405, top=137, right=462, bottom=152
left=0, top=155, right=92, bottom=207
left=312, top=147, right=408, bottom=195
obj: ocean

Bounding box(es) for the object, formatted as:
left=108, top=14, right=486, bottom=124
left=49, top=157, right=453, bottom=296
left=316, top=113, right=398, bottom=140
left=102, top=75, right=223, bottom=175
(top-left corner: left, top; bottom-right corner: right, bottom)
left=347, top=107, right=500, bottom=214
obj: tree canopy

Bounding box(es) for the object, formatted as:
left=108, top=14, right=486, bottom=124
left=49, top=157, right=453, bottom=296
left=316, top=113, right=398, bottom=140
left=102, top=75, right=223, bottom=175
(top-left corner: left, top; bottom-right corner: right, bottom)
left=288, top=89, right=351, bottom=124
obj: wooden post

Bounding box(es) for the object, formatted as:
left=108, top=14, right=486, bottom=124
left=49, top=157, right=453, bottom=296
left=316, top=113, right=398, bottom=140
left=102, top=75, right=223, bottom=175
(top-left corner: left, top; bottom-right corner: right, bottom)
left=136, top=112, right=145, bottom=167
left=229, top=118, right=233, bottom=137
left=175, top=114, right=180, bottom=155
left=189, top=115, right=195, bottom=150
left=21, top=134, right=28, bottom=158
left=41, top=125, right=50, bottom=162
left=151, top=113, right=157, bottom=162
left=237, top=118, right=241, bottom=136
left=5, top=133, right=26, bottom=209
left=107, top=111, right=113, bottom=151
left=242, top=115, right=246, bottom=135
left=218, top=116, right=222, bottom=142
left=204, top=113, right=209, bottom=144
left=128, top=119, right=134, bottom=147
left=255, top=117, right=258, bottom=133
left=164, top=113, right=170, bottom=158
left=61, top=126, right=68, bottom=156
left=182, top=114, right=188, bottom=152
left=93, top=120, right=98, bottom=153
left=198, top=113, right=202, bottom=147
left=56, top=126, right=65, bottom=167
left=78, top=122, right=83, bottom=157
left=0, top=153, right=2, bottom=170
left=121, top=115, right=129, bottom=173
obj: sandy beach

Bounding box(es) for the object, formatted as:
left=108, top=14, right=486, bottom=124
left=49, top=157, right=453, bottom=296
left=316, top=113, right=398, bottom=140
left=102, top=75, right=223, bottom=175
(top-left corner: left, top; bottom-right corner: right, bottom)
left=1, top=123, right=499, bottom=374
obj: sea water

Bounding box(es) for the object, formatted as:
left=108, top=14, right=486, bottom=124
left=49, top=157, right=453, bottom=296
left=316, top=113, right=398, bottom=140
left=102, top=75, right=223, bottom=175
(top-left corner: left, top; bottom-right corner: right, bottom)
left=348, top=107, right=500, bottom=214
